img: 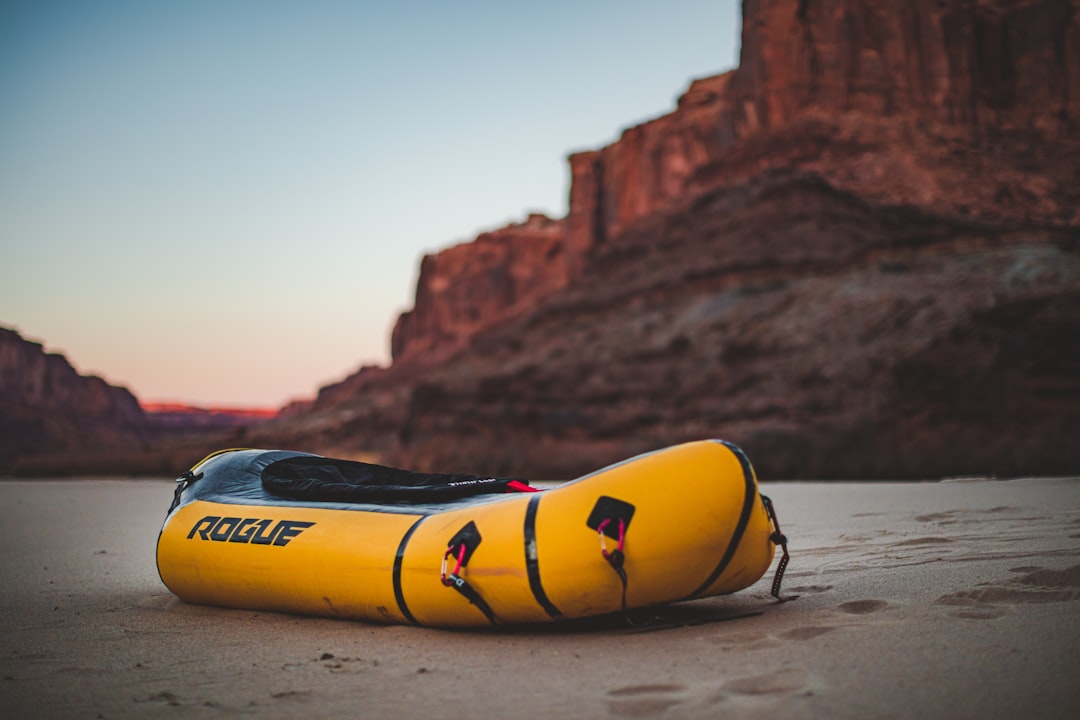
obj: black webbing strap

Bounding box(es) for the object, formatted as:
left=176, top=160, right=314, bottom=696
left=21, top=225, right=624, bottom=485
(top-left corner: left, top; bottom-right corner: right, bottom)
left=440, top=521, right=498, bottom=625
left=587, top=496, right=636, bottom=616
left=168, top=470, right=203, bottom=515
left=442, top=572, right=498, bottom=625
left=604, top=547, right=630, bottom=614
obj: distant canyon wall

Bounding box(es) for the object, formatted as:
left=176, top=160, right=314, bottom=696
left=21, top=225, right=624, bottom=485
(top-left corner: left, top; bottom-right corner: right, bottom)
left=0, top=327, right=146, bottom=471
left=260, top=0, right=1080, bottom=479
left=571, top=0, right=1080, bottom=267
left=391, top=0, right=1080, bottom=368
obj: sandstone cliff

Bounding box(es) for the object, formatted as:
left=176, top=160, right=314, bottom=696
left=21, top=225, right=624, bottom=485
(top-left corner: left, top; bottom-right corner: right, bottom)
left=568, top=0, right=1079, bottom=276
left=0, top=327, right=148, bottom=472
left=257, top=0, right=1080, bottom=479
left=392, top=213, right=567, bottom=363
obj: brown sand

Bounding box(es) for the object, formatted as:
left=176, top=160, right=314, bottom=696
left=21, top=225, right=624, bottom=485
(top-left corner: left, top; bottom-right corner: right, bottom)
left=1, top=475, right=1078, bottom=719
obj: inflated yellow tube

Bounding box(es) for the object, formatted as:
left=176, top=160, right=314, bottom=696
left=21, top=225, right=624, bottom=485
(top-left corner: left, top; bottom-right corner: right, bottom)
left=156, top=439, right=779, bottom=628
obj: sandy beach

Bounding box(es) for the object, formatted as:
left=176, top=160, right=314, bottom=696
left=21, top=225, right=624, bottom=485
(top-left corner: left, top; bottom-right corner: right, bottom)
left=1, top=474, right=1078, bottom=719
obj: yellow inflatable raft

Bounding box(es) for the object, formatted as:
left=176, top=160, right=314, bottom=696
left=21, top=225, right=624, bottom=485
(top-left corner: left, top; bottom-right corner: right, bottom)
left=156, top=439, right=788, bottom=628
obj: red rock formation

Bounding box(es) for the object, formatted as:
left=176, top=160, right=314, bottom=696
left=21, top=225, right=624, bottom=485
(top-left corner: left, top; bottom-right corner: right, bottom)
left=565, top=74, right=736, bottom=274
left=391, top=213, right=567, bottom=363
left=733, top=0, right=1079, bottom=138
left=392, top=1, right=1080, bottom=369
left=256, top=0, right=1080, bottom=480
left=0, top=327, right=147, bottom=471
left=384, top=172, right=1080, bottom=479
left=566, top=0, right=1080, bottom=275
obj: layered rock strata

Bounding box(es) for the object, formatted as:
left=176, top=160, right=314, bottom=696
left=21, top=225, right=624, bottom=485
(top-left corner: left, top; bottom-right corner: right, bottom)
left=257, top=0, right=1080, bottom=479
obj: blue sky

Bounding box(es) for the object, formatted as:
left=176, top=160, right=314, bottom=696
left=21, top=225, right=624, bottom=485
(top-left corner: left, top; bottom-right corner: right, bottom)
left=0, top=0, right=740, bottom=407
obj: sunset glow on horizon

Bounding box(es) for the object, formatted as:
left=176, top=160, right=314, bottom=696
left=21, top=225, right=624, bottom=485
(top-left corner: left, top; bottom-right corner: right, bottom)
left=1, top=0, right=740, bottom=408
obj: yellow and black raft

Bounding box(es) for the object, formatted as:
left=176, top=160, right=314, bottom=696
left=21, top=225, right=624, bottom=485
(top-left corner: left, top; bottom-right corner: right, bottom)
left=156, top=439, right=789, bottom=628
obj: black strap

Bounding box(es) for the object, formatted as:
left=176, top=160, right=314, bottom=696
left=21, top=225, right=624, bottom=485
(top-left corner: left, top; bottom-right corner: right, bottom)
left=393, top=517, right=426, bottom=626
left=444, top=573, right=498, bottom=625
left=524, top=495, right=563, bottom=618
left=685, top=441, right=757, bottom=599
left=168, top=470, right=202, bottom=515
left=441, top=520, right=498, bottom=625
left=605, top=549, right=629, bottom=614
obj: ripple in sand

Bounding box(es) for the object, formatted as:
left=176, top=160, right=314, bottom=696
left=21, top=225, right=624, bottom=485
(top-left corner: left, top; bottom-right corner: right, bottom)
left=702, top=632, right=781, bottom=651
left=723, top=673, right=806, bottom=696
left=780, top=625, right=834, bottom=641
left=136, top=594, right=182, bottom=609
left=137, top=691, right=183, bottom=706
left=956, top=608, right=1007, bottom=620
left=606, top=684, right=687, bottom=717
left=608, top=684, right=687, bottom=696
left=892, top=537, right=954, bottom=547
left=915, top=511, right=958, bottom=523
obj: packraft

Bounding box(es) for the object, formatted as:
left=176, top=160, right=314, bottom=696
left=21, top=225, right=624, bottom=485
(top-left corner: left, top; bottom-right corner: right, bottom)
left=156, top=439, right=788, bottom=628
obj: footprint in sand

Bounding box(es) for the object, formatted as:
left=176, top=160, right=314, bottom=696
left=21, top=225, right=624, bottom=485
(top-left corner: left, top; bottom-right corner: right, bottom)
left=606, top=684, right=688, bottom=717
left=606, top=674, right=818, bottom=716
left=937, top=565, right=1080, bottom=619
left=836, top=599, right=888, bottom=615
left=137, top=691, right=183, bottom=707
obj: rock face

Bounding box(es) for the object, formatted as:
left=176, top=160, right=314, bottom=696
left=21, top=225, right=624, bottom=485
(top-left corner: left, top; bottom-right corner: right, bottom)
left=567, top=0, right=1079, bottom=276
left=733, top=0, right=1079, bottom=138
left=391, top=213, right=567, bottom=364
left=0, top=327, right=147, bottom=472
left=257, top=0, right=1080, bottom=479
left=386, top=173, right=1080, bottom=478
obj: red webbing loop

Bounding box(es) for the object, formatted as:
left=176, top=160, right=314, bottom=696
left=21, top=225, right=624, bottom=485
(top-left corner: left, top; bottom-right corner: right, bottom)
left=440, top=543, right=467, bottom=586
left=438, top=539, right=499, bottom=625
left=597, top=517, right=626, bottom=558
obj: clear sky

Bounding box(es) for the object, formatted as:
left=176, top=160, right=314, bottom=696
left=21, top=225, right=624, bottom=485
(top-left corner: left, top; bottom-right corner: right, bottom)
left=1, top=0, right=741, bottom=409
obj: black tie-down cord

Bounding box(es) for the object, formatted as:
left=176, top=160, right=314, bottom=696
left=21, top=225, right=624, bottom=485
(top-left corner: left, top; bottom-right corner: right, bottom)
left=597, top=516, right=629, bottom=612
left=587, top=495, right=637, bottom=616
left=761, top=495, right=793, bottom=601
left=168, top=469, right=203, bottom=515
